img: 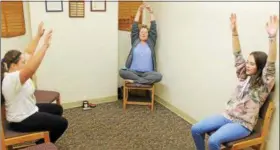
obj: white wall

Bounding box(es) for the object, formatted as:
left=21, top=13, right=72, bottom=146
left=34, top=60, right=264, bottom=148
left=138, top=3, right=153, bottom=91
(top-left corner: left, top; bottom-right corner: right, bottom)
left=142, top=2, right=278, bottom=149
left=118, top=31, right=131, bottom=86
left=1, top=2, right=32, bottom=57
left=27, top=1, right=118, bottom=103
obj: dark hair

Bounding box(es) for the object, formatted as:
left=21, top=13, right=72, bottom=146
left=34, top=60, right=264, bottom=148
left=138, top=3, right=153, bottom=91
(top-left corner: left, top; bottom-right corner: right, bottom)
left=1, top=50, right=22, bottom=104
left=249, top=51, right=268, bottom=89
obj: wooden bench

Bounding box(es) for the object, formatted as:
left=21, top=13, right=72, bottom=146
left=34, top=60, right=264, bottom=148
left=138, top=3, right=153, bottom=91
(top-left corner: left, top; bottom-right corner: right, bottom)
left=207, top=93, right=275, bottom=150
left=123, top=82, right=155, bottom=111
left=1, top=90, right=60, bottom=149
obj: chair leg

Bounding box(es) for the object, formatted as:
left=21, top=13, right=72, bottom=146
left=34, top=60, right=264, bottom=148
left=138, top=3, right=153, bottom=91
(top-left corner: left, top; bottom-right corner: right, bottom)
left=7, top=145, right=13, bottom=150
left=252, top=145, right=260, bottom=150
left=151, top=87, right=155, bottom=111
left=123, top=86, right=127, bottom=111
left=259, top=143, right=265, bottom=150
left=56, top=96, right=61, bottom=105
left=44, top=131, right=50, bottom=142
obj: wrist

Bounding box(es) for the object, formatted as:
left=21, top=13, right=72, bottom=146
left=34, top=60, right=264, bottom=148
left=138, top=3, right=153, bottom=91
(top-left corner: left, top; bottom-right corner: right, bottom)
left=41, top=44, right=49, bottom=50
left=232, top=30, right=238, bottom=36
left=268, top=35, right=276, bottom=38
left=269, top=37, right=276, bottom=42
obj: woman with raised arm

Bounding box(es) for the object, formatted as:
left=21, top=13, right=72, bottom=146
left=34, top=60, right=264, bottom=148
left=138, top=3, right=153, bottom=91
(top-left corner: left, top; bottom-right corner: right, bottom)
left=1, top=23, right=68, bottom=144
left=191, top=14, right=278, bottom=150
left=119, top=4, right=162, bottom=85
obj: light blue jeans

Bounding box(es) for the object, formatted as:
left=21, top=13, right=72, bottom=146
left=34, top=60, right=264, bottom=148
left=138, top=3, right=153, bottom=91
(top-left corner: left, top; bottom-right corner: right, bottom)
left=191, top=114, right=251, bottom=150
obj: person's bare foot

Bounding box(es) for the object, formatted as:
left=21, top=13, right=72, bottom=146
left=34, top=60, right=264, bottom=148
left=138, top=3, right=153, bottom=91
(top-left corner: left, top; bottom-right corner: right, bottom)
left=125, top=79, right=134, bottom=83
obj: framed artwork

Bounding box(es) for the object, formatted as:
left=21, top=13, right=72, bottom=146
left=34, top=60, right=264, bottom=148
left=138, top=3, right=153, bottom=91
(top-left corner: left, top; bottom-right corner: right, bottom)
left=69, top=1, right=85, bottom=18
left=90, top=0, right=106, bottom=12
left=45, top=0, right=63, bottom=12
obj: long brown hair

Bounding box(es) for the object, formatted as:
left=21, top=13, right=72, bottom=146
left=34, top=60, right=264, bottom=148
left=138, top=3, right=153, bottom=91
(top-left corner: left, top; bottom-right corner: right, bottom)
left=1, top=50, right=22, bottom=104
left=249, top=51, right=268, bottom=89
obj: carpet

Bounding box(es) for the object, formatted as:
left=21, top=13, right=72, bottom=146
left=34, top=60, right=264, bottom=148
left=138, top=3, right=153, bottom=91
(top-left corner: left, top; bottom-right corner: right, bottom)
left=56, top=101, right=196, bottom=150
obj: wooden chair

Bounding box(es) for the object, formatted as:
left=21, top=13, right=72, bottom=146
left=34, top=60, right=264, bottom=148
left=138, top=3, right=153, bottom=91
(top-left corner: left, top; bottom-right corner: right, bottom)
left=34, top=90, right=60, bottom=105
left=123, top=81, right=155, bottom=111
left=1, top=90, right=60, bottom=149
left=1, top=105, right=50, bottom=149
left=31, top=76, right=61, bottom=104
left=1, top=122, right=57, bottom=150
left=207, top=93, right=276, bottom=150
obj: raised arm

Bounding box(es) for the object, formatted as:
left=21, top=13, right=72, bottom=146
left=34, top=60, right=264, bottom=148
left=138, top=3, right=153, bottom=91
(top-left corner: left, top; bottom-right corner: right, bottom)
left=145, top=4, right=157, bottom=45
left=24, top=22, right=45, bottom=57
left=24, top=35, right=40, bottom=56
left=131, top=5, right=144, bottom=45
left=19, top=30, right=52, bottom=85
left=262, top=15, right=278, bottom=92
left=230, top=13, right=247, bottom=80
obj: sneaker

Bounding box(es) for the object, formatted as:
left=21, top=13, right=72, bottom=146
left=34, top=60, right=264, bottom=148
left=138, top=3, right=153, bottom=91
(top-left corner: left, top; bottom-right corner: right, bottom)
left=82, top=100, right=91, bottom=110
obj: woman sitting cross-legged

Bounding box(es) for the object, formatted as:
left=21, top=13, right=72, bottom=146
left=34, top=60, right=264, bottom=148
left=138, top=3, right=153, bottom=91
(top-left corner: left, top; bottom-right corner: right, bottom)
left=119, top=4, right=162, bottom=85
left=1, top=22, right=68, bottom=144
left=191, top=14, right=278, bottom=150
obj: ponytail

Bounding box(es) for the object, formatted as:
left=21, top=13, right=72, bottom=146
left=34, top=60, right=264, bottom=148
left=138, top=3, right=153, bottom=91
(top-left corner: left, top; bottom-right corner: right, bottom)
left=1, top=50, right=22, bottom=104
left=1, top=58, right=7, bottom=104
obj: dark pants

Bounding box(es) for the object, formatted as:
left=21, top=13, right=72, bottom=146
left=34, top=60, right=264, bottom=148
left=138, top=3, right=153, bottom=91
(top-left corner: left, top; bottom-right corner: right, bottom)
left=9, top=104, right=68, bottom=143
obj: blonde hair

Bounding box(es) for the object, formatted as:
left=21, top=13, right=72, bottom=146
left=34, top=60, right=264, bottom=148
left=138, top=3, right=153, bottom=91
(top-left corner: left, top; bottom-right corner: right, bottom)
left=139, top=24, right=149, bottom=31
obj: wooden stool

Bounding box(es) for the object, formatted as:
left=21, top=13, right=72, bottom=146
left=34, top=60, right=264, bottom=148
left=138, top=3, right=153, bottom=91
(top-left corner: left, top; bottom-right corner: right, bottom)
left=123, top=81, right=155, bottom=111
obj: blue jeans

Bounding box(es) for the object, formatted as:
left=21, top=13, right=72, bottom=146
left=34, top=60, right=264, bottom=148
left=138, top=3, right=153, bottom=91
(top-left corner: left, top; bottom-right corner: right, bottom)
left=191, top=114, right=251, bottom=150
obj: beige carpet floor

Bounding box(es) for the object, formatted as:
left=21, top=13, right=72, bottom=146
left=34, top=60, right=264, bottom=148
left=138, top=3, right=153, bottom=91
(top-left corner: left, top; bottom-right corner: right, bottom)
left=55, top=100, right=196, bottom=150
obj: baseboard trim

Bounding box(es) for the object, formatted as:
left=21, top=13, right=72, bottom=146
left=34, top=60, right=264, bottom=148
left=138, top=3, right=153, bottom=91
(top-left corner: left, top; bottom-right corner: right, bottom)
left=62, top=94, right=197, bottom=123
left=155, top=95, right=197, bottom=124
left=62, top=96, right=118, bottom=109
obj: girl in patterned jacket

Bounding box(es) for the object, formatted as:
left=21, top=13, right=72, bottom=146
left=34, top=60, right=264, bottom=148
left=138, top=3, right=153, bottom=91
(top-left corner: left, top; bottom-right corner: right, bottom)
left=191, top=14, right=278, bottom=150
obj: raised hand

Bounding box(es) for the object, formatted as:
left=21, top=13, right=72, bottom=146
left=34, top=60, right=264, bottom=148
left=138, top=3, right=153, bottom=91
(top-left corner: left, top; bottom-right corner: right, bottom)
left=43, top=30, right=52, bottom=49
left=230, top=13, right=237, bottom=33
left=266, top=15, right=279, bottom=38
left=37, top=22, right=45, bottom=37
left=138, top=4, right=144, bottom=12
left=145, top=4, right=153, bottom=13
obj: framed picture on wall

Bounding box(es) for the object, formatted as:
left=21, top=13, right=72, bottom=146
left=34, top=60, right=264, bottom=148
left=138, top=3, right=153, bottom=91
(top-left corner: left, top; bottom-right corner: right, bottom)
left=90, top=0, right=106, bottom=12
left=69, top=1, right=85, bottom=18
left=45, top=0, right=63, bottom=12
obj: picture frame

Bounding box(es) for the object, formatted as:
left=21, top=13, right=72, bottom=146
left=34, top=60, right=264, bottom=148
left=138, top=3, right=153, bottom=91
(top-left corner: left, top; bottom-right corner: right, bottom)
left=90, top=0, right=106, bottom=12
left=45, top=0, right=63, bottom=12
left=69, top=1, right=85, bottom=18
